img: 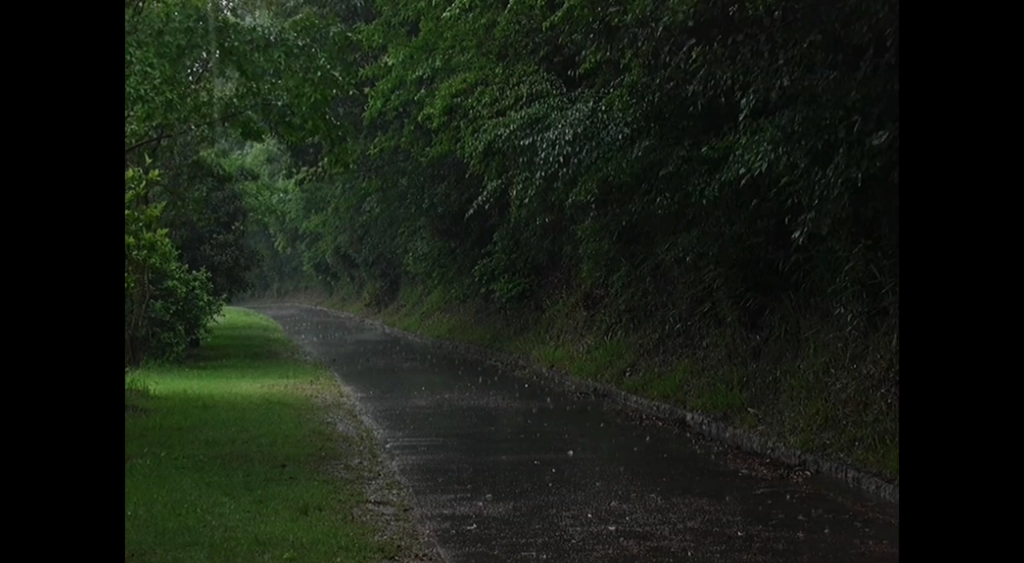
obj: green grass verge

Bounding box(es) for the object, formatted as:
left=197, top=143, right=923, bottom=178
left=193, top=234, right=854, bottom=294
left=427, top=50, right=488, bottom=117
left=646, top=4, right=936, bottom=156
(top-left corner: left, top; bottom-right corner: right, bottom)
left=125, top=307, right=395, bottom=562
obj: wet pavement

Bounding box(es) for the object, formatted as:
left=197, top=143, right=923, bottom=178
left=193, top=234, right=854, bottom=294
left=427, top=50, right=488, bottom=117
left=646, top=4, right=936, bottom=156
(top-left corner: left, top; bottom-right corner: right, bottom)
left=253, top=304, right=899, bottom=562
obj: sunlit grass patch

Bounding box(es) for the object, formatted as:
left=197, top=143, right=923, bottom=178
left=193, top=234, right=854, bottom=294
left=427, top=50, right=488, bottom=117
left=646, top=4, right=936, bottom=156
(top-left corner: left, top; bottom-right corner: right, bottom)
left=124, top=307, right=393, bottom=562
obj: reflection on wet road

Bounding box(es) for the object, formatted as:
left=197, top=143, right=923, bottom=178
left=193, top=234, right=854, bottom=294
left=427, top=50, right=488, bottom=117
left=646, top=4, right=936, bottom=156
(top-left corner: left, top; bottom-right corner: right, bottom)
left=254, top=304, right=898, bottom=563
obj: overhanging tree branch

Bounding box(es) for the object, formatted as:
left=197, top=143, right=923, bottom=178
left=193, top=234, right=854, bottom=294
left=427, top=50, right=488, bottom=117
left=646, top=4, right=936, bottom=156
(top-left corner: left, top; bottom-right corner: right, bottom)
left=125, top=132, right=173, bottom=155
left=125, top=108, right=253, bottom=155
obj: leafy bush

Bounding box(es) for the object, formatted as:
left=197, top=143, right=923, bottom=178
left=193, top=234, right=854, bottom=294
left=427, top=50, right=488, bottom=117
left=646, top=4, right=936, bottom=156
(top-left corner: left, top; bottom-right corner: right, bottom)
left=126, top=167, right=222, bottom=367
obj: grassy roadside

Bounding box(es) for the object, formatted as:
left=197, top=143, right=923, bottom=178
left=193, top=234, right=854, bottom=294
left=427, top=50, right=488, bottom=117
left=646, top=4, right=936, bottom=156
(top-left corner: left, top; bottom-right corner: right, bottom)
left=320, top=285, right=898, bottom=484
left=125, top=307, right=406, bottom=562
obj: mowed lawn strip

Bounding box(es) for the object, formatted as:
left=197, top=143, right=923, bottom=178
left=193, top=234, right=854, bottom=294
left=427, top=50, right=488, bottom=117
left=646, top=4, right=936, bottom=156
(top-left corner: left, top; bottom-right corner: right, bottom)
left=125, top=307, right=393, bottom=562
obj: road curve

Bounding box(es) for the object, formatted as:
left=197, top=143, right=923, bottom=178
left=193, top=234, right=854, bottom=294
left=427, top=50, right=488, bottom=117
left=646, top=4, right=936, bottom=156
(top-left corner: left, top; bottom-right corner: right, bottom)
left=252, top=304, right=898, bottom=563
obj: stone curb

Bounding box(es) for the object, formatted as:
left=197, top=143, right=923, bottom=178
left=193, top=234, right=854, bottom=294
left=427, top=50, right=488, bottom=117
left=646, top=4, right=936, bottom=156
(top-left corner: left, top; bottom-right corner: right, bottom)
left=268, top=301, right=899, bottom=505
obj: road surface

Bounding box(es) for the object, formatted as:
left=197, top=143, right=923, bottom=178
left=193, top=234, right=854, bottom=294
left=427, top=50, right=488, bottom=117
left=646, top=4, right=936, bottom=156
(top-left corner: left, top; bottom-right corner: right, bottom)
left=253, top=304, right=899, bottom=562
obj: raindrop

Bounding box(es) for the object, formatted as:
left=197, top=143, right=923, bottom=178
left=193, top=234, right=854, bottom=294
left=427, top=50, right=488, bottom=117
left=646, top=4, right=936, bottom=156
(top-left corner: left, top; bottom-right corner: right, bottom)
left=568, top=450, right=574, bottom=457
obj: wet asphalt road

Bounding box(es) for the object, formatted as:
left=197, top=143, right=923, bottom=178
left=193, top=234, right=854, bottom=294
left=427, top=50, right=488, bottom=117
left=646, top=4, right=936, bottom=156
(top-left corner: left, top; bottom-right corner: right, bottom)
left=253, top=304, right=899, bottom=562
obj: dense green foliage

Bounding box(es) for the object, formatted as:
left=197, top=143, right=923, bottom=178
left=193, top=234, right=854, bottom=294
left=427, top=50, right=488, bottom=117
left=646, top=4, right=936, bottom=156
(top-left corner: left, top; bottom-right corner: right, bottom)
left=124, top=0, right=348, bottom=363
left=125, top=168, right=222, bottom=365
left=126, top=0, right=898, bottom=475
left=154, top=147, right=258, bottom=300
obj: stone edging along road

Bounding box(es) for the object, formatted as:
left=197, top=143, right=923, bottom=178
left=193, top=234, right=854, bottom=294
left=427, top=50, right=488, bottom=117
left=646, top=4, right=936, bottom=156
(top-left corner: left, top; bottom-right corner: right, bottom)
left=258, top=300, right=899, bottom=505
